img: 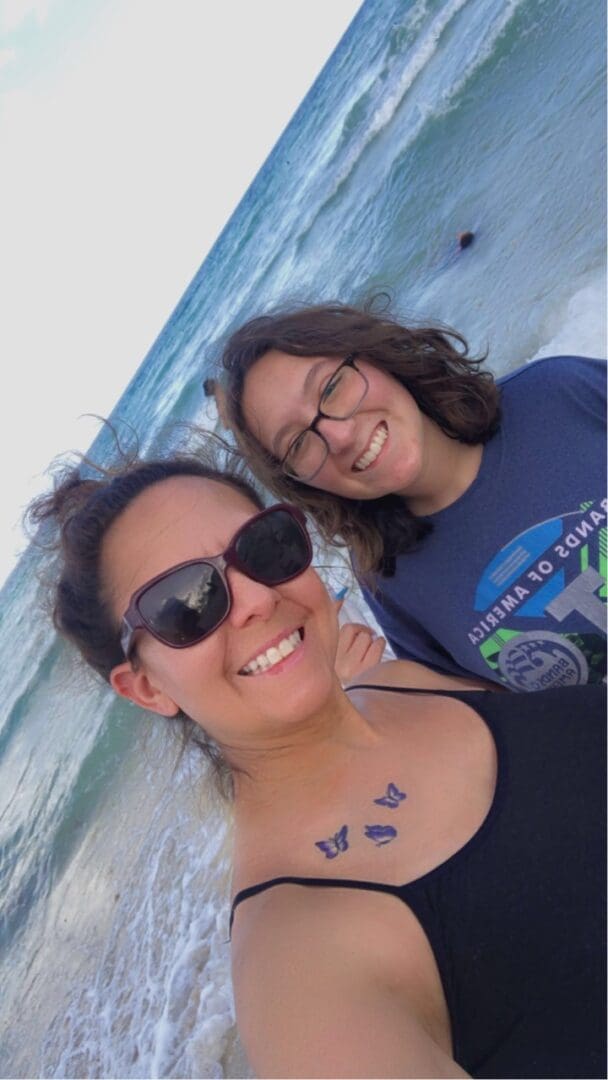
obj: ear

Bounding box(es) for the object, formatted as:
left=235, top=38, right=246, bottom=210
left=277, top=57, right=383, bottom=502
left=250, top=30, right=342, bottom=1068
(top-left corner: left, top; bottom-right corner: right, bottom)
left=110, top=661, right=180, bottom=718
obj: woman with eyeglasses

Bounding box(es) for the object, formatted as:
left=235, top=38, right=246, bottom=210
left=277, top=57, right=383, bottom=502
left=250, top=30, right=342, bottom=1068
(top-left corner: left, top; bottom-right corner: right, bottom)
left=219, top=301, right=607, bottom=693
left=30, top=451, right=604, bottom=1078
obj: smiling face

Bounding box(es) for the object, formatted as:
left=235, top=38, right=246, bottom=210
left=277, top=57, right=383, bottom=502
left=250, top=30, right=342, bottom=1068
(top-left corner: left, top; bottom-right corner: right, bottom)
left=102, top=475, right=340, bottom=749
left=241, top=350, right=433, bottom=501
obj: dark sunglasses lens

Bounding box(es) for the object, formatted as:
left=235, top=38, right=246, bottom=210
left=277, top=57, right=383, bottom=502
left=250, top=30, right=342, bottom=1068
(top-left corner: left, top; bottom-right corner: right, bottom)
left=236, top=510, right=310, bottom=582
left=138, top=563, right=229, bottom=646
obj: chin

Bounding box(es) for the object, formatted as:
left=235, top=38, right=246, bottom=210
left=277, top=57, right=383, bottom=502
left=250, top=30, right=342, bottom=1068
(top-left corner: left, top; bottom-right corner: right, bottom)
left=345, top=475, right=398, bottom=501
left=263, top=660, right=337, bottom=719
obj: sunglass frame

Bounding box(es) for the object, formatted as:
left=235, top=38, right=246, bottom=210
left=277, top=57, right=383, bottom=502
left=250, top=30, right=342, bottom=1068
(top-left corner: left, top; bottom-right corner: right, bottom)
left=119, top=504, right=312, bottom=658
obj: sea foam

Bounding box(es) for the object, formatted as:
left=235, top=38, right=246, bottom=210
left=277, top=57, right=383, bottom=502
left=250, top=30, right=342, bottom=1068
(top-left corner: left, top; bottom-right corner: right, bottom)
left=529, top=273, right=607, bottom=363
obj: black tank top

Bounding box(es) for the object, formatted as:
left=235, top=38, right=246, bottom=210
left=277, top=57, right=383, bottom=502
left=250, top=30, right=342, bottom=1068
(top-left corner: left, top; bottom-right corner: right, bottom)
left=230, top=686, right=606, bottom=1079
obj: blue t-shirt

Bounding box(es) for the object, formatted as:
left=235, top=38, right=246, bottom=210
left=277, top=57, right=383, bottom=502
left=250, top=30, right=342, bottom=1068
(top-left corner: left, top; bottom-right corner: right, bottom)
left=360, top=356, right=607, bottom=691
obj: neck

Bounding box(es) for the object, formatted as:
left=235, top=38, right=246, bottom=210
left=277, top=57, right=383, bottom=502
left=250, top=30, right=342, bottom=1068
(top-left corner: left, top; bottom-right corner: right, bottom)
left=400, top=418, right=483, bottom=515
left=227, top=683, right=378, bottom=812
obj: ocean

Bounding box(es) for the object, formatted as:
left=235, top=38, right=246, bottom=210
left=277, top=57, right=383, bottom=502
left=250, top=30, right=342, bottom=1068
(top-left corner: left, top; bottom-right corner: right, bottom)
left=0, top=0, right=605, bottom=1075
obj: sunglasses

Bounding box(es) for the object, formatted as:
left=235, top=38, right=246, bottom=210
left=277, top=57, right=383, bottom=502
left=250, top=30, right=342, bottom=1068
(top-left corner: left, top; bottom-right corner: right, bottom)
left=119, top=504, right=312, bottom=659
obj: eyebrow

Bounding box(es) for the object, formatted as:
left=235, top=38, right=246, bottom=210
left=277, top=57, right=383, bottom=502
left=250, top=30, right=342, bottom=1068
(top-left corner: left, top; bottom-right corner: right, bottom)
left=271, top=359, right=334, bottom=456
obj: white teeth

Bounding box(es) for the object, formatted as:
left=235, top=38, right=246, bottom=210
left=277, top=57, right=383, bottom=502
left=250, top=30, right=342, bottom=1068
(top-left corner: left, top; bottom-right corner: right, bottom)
left=354, top=423, right=387, bottom=471
left=240, top=629, right=303, bottom=675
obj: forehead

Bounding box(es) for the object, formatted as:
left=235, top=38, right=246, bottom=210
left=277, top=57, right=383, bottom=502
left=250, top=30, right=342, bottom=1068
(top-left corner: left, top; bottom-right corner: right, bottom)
left=101, top=475, right=259, bottom=614
left=242, top=349, right=333, bottom=445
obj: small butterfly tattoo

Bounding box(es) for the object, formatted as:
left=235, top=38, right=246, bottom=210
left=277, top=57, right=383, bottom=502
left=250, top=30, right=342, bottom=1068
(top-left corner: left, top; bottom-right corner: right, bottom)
left=373, top=782, right=407, bottom=809
left=364, top=824, right=397, bottom=846
left=315, top=824, right=349, bottom=859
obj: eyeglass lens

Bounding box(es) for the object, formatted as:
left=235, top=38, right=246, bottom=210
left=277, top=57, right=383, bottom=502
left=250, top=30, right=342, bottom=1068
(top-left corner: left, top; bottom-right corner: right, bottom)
left=285, top=362, right=367, bottom=478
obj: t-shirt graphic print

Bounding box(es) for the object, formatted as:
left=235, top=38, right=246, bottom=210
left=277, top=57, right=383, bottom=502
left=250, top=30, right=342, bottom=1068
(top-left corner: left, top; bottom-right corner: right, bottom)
left=469, top=500, right=606, bottom=690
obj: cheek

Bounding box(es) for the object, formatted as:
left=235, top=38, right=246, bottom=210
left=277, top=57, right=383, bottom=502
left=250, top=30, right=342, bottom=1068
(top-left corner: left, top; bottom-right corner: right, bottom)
left=295, top=571, right=339, bottom=654
left=398, top=391, right=425, bottom=434
left=308, top=459, right=344, bottom=492
left=320, top=587, right=340, bottom=655
left=146, top=636, right=229, bottom=714
left=367, top=371, right=419, bottom=419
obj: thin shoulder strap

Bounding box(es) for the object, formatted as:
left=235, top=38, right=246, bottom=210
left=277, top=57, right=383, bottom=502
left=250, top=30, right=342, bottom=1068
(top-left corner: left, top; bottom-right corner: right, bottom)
left=230, top=875, right=403, bottom=933
left=346, top=683, right=470, bottom=695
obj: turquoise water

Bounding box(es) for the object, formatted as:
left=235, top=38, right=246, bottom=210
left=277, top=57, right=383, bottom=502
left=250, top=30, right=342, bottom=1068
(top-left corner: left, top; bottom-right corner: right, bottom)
left=0, top=0, right=605, bottom=1075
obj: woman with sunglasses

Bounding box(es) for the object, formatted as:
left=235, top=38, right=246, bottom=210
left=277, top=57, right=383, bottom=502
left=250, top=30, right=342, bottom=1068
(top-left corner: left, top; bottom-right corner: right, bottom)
left=31, top=450, right=604, bottom=1079
left=219, top=301, right=607, bottom=693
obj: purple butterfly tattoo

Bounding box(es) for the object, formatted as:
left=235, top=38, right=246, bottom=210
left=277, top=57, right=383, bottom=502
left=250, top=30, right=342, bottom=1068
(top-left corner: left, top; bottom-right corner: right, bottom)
left=364, top=824, right=397, bottom=846
left=315, top=824, right=349, bottom=859
left=373, top=782, right=407, bottom=809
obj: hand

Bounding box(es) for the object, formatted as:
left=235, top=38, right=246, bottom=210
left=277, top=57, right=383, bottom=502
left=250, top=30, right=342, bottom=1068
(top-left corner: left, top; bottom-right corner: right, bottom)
left=334, top=604, right=386, bottom=684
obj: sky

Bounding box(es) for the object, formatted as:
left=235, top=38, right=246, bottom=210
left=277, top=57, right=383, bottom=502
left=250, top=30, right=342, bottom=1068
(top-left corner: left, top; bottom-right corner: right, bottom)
left=0, top=0, right=361, bottom=587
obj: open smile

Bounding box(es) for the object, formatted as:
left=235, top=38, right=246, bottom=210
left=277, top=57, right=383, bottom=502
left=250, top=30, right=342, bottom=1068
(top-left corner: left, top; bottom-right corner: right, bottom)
left=239, top=627, right=305, bottom=676
left=353, top=421, right=388, bottom=471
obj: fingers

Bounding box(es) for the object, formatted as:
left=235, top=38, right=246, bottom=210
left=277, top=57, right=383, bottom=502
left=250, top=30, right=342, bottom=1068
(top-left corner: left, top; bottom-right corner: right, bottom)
left=347, top=630, right=385, bottom=667
left=364, top=635, right=386, bottom=668
left=338, top=622, right=372, bottom=650
left=335, top=622, right=386, bottom=683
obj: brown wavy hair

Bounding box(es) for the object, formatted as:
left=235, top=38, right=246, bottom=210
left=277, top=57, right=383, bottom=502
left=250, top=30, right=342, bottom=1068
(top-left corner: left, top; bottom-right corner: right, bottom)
left=220, top=298, right=501, bottom=577
left=26, top=444, right=263, bottom=795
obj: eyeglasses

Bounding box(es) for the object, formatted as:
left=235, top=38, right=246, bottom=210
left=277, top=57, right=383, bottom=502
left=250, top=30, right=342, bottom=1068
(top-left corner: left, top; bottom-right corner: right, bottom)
left=120, top=505, right=312, bottom=659
left=281, top=354, right=369, bottom=481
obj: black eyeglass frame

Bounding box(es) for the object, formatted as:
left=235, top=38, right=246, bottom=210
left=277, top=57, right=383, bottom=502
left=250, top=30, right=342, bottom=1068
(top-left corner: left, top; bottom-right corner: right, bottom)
left=119, top=504, right=312, bottom=659
left=280, top=354, right=369, bottom=481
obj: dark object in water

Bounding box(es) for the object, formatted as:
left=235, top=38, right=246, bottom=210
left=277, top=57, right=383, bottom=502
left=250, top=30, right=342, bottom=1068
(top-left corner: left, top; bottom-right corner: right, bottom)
left=203, top=377, right=216, bottom=398
left=458, top=231, right=475, bottom=250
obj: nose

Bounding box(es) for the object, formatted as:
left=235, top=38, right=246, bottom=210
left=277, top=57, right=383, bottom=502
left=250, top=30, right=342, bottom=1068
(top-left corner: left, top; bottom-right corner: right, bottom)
left=226, top=566, right=279, bottom=629
left=316, top=415, right=357, bottom=455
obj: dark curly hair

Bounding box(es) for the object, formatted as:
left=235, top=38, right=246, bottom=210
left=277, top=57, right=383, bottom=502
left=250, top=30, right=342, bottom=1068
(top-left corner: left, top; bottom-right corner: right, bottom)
left=26, top=448, right=264, bottom=795
left=220, top=298, right=501, bottom=577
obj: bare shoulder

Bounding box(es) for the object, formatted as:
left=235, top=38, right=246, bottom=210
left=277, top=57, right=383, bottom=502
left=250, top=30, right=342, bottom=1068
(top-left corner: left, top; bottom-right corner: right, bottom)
left=345, top=658, right=494, bottom=692
left=231, top=879, right=387, bottom=978
left=231, top=882, right=467, bottom=1078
